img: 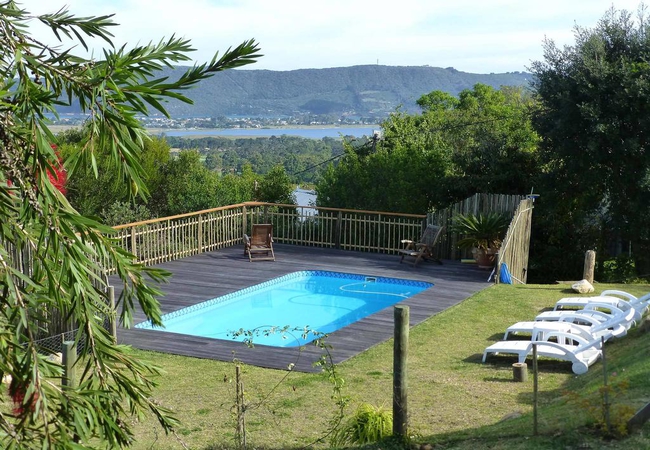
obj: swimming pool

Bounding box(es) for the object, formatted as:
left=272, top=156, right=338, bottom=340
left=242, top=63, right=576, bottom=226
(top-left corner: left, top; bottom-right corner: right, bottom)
left=136, top=270, right=433, bottom=347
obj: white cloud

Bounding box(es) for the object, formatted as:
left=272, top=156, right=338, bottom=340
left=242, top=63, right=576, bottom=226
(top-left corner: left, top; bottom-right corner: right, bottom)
left=18, top=0, right=646, bottom=73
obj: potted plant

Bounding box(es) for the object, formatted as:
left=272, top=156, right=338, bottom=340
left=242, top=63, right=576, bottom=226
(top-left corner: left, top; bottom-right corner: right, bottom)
left=451, top=212, right=510, bottom=269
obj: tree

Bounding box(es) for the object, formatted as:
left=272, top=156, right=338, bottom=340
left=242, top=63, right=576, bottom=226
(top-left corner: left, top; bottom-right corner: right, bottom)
left=317, top=84, right=538, bottom=213
left=154, top=149, right=219, bottom=215
left=0, top=3, right=260, bottom=448
left=439, top=84, right=539, bottom=203
left=214, top=163, right=257, bottom=206
left=258, top=165, right=296, bottom=204
left=62, top=130, right=172, bottom=221
left=530, top=5, right=650, bottom=280
left=416, top=90, right=459, bottom=112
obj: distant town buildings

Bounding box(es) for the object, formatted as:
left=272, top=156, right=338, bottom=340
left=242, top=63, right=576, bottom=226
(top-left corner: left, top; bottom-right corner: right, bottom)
left=49, top=114, right=380, bottom=129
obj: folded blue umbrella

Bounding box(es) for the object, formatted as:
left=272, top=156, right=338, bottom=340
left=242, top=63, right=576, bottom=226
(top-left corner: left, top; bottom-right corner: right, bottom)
left=500, top=263, right=513, bottom=284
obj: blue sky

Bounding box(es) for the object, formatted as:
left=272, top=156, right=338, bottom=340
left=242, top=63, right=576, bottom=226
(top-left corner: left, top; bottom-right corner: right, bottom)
left=21, top=0, right=645, bottom=74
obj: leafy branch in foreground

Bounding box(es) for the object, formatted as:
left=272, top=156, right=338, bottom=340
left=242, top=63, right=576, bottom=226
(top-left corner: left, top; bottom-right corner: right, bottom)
left=229, top=326, right=351, bottom=448
left=0, top=2, right=261, bottom=448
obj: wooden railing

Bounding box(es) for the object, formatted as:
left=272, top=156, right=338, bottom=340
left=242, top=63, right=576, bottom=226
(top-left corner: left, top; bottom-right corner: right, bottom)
left=113, top=205, right=245, bottom=266
left=110, top=193, right=534, bottom=287
left=111, top=194, right=532, bottom=275
left=112, top=202, right=427, bottom=267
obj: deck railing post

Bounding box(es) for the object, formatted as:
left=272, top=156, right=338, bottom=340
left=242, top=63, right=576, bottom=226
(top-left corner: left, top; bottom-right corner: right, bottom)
left=335, top=211, right=342, bottom=249
left=197, top=214, right=203, bottom=254
left=166, top=219, right=171, bottom=262
left=108, top=285, right=117, bottom=344
left=377, top=214, right=383, bottom=253
left=130, top=226, right=137, bottom=260
left=242, top=205, right=247, bottom=240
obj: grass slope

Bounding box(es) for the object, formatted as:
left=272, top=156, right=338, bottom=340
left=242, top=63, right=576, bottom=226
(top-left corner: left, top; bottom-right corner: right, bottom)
left=128, top=283, right=650, bottom=449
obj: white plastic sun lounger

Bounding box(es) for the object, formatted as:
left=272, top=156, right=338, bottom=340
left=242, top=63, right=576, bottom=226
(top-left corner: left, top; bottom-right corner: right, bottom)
left=556, top=311, right=628, bottom=339
left=555, top=289, right=650, bottom=308
left=536, top=302, right=637, bottom=326
left=600, top=289, right=650, bottom=309
left=554, top=290, right=648, bottom=322
left=505, top=311, right=624, bottom=343
left=482, top=330, right=603, bottom=374
left=503, top=321, right=592, bottom=341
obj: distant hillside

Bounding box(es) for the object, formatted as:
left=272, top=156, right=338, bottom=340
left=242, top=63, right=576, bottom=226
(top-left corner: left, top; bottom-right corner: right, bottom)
left=60, top=65, right=532, bottom=118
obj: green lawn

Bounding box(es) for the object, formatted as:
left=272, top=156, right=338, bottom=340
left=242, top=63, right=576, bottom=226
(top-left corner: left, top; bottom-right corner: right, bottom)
left=128, top=283, right=650, bottom=450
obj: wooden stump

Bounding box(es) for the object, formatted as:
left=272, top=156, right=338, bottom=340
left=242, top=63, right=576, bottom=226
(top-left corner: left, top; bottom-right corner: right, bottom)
left=583, top=250, right=596, bottom=284
left=512, top=362, right=528, bottom=382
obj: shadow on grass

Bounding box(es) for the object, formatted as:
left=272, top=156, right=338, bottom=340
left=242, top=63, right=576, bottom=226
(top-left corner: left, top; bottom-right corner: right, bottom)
left=559, top=288, right=582, bottom=293
left=483, top=376, right=518, bottom=383
left=485, top=332, right=505, bottom=341
left=478, top=354, right=595, bottom=377
left=201, top=436, right=410, bottom=450
left=463, top=353, right=485, bottom=364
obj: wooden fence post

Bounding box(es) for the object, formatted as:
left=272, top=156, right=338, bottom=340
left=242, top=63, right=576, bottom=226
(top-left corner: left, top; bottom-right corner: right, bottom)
left=533, top=343, right=538, bottom=436
left=602, top=337, right=611, bottom=433
left=393, top=305, right=409, bottom=438
left=235, top=365, right=246, bottom=450
left=583, top=250, right=596, bottom=283
left=62, top=341, right=76, bottom=388
left=108, top=286, right=117, bottom=343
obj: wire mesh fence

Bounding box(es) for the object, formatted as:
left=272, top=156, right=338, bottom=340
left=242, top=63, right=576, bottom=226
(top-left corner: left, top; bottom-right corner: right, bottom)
left=34, top=329, right=85, bottom=357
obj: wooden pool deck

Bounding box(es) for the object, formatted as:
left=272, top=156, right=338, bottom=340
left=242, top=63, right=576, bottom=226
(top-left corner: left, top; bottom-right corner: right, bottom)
left=115, top=244, right=491, bottom=372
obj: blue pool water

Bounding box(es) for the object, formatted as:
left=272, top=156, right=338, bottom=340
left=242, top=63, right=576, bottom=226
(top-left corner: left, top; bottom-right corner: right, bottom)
left=136, top=271, right=433, bottom=347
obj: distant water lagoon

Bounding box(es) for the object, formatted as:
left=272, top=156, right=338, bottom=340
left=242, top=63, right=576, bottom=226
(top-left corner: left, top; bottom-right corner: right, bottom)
left=294, top=188, right=316, bottom=207
left=162, top=126, right=378, bottom=139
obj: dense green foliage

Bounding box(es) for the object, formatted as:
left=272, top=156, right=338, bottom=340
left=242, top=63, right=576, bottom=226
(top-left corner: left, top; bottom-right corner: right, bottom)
left=61, top=133, right=296, bottom=223
left=165, top=134, right=344, bottom=184
left=257, top=164, right=296, bottom=204
left=61, top=135, right=171, bottom=219
left=530, top=6, right=650, bottom=281
left=58, top=65, right=531, bottom=118
left=0, top=2, right=261, bottom=448
left=317, top=84, right=539, bottom=213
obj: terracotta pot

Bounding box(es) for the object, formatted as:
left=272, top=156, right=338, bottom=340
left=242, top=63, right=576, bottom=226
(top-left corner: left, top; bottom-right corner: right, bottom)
left=474, top=248, right=497, bottom=269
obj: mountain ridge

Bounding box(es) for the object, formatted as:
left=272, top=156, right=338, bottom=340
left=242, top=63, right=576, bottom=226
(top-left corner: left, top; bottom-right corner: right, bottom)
left=60, top=65, right=532, bottom=118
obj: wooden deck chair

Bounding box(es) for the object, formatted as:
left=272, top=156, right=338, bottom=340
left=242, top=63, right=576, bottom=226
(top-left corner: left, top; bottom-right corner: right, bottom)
left=398, top=224, right=444, bottom=266
left=244, top=224, right=275, bottom=262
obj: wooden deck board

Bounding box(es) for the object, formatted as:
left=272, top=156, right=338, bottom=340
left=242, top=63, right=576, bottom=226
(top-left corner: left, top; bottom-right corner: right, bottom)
left=114, top=244, right=491, bottom=372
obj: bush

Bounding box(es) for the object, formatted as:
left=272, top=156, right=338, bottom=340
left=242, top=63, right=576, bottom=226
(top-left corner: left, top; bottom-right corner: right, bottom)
left=331, top=403, right=393, bottom=447
left=101, top=201, right=153, bottom=226
left=600, top=255, right=638, bottom=283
